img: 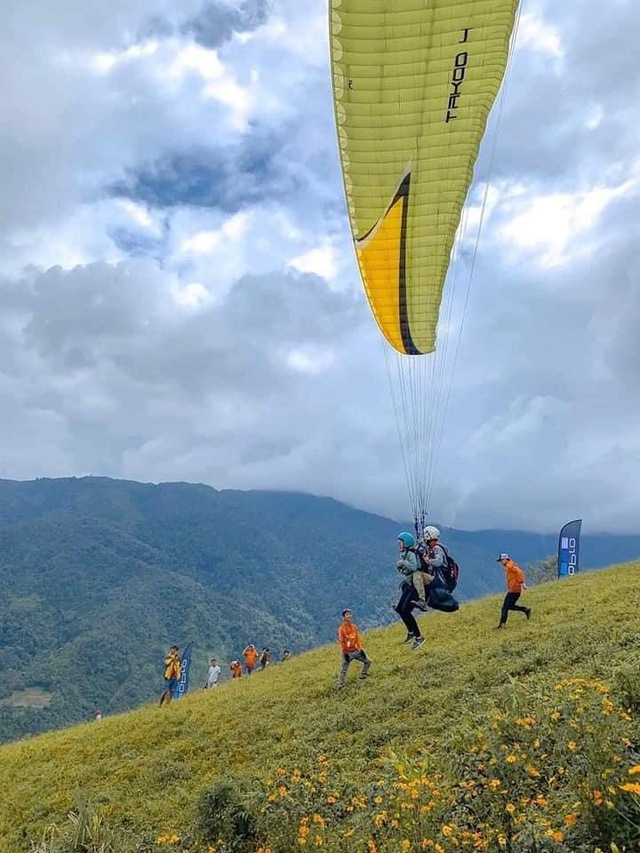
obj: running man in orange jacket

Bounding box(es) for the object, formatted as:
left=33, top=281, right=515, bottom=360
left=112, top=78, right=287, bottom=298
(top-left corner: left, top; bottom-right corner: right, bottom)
left=337, top=608, right=371, bottom=689
left=495, top=553, right=532, bottom=628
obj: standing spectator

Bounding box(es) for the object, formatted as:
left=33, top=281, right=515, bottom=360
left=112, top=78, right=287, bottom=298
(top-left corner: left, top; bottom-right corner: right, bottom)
left=159, top=645, right=181, bottom=706
left=206, top=658, right=221, bottom=688
left=259, top=648, right=270, bottom=670
left=243, top=644, right=258, bottom=675
left=337, top=608, right=371, bottom=689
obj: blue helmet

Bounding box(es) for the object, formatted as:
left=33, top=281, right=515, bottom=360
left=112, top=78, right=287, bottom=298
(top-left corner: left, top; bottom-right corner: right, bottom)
left=397, top=531, right=415, bottom=549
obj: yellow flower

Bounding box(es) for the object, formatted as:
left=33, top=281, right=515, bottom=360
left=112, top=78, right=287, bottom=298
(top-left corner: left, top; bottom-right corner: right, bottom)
left=402, top=841, right=411, bottom=852
left=278, top=786, right=289, bottom=797
left=525, top=765, right=540, bottom=778
left=314, top=836, right=324, bottom=847
left=564, top=813, right=579, bottom=827
left=506, top=754, right=517, bottom=764
left=374, top=796, right=383, bottom=804
left=592, top=790, right=604, bottom=805
left=567, top=741, right=577, bottom=751
left=550, top=711, right=561, bottom=721
left=628, top=765, right=640, bottom=776
left=619, top=782, right=640, bottom=795
left=367, top=840, right=378, bottom=853
left=489, top=778, right=502, bottom=789
left=327, top=796, right=336, bottom=804
left=505, top=803, right=516, bottom=815
left=441, top=825, right=453, bottom=836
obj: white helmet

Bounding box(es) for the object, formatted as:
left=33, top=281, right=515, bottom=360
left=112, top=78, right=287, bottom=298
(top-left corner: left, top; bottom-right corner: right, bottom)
left=423, top=525, right=440, bottom=541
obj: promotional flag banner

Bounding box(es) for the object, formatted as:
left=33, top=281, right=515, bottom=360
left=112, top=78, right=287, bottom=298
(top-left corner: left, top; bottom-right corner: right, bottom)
left=557, top=519, right=582, bottom=578
left=173, top=642, right=194, bottom=700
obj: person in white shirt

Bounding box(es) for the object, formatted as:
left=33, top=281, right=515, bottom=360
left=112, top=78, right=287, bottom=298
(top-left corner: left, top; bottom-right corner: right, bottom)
left=206, top=658, right=221, bottom=688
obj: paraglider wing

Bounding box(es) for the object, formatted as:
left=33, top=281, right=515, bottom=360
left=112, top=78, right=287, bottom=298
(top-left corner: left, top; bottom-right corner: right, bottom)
left=330, top=0, right=519, bottom=355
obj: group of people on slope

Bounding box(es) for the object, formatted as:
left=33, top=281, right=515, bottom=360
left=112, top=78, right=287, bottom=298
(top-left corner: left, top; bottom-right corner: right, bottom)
left=336, top=533, right=532, bottom=688
left=160, top=643, right=293, bottom=704
left=228, top=644, right=291, bottom=678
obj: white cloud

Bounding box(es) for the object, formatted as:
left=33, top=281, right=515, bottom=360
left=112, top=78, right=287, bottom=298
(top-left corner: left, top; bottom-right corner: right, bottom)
left=517, top=11, right=564, bottom=58
left=288, top=243, right=337, bottom=280
left=498, top=180, right=635, bottom=268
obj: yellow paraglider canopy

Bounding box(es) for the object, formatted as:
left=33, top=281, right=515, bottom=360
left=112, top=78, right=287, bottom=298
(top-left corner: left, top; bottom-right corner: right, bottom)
left=330, top=0, right=519, bottom=355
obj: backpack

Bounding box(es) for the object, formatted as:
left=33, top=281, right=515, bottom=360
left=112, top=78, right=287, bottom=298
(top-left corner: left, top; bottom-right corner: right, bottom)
left=419, top=543, right=459, bottom=593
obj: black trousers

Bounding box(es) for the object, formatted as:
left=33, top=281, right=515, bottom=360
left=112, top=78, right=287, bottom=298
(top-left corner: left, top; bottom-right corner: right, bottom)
left=395, top=581, right=421, bottom=637
left=500, top=591, right=528, bottom=625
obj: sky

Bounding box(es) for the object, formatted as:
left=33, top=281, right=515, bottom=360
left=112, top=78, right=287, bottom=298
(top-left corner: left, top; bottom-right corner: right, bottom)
left=1, top=0, right=639, bottom=532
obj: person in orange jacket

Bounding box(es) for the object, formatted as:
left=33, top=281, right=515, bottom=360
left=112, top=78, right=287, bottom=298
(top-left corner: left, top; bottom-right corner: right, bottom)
left=230, top=660, right=243, bottom=679
left=495, top=553, right=531, bottom=628
left=243, top=644, right=258, bottom=675
left=337, top=608, right=371, bottom=689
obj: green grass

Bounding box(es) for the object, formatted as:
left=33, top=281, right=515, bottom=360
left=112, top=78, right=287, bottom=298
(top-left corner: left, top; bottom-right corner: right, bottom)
left=2, top=565, right=639, bottom=852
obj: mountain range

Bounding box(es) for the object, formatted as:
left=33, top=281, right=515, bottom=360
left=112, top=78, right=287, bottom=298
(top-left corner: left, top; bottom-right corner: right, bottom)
left=0, top=475, right=638, bottom=744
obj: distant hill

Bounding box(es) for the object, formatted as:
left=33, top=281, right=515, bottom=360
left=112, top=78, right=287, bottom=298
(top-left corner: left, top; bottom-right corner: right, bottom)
left=0, top=563, right=638, bottom=852
left=0, top=475, right=638, bottom=744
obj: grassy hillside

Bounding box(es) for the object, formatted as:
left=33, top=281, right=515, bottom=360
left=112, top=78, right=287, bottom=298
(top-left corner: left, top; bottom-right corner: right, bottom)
left=2, top=475, right=640, bottom=748
left=2, top=565, right=639, bottom=852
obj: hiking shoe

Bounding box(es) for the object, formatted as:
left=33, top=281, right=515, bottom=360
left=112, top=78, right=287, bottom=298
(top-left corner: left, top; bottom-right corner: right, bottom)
left=525, top=607, right=532, bottom=620
left=412, top=636, right=426, bottom=650
left=414, top=599, right=429, bottom=611
left=403, top=632, right=415, bottom=644
left=494, top=624, right=505, bottom=630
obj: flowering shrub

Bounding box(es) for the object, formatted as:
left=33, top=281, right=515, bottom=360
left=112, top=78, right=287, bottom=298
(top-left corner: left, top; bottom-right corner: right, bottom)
left=249, top=679, right=639, bottom=852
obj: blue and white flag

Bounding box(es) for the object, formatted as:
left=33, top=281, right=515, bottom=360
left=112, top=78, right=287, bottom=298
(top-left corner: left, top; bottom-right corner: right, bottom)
left=557, top=519, right=582, bottom=578
left=173, top=642, right=194, bottom=700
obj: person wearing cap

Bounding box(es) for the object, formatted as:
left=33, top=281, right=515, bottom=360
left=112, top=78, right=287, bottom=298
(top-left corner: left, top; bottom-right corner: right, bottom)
left=159, top=644, right=182, bottom=706
left=495, top=554, right=531, bottom=628
left=337, top=608, right=371, bottom=689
